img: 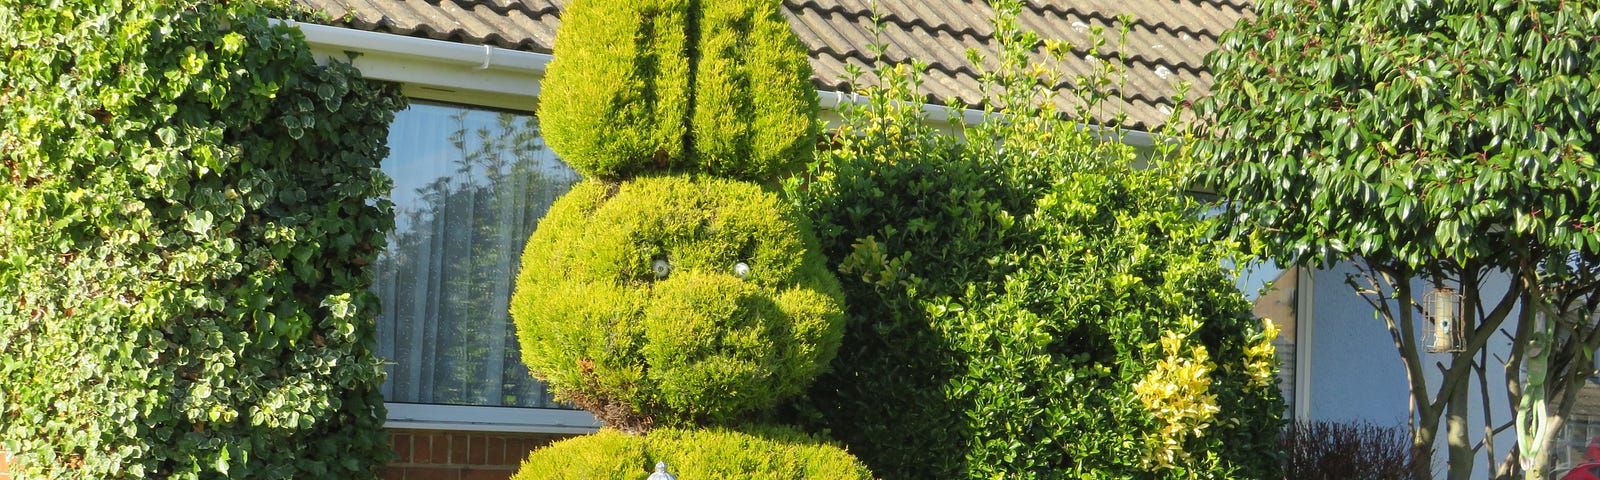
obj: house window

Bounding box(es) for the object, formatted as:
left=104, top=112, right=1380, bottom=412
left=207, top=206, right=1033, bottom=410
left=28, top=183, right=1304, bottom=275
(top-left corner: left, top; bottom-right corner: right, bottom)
left=1207, top=201, right=1304, bottom=419
left=372, top=101, right=580, bottom=410
left=1555, top=386, right=1600, bottom=474
left=1237, top=263, right=1300, bottom=417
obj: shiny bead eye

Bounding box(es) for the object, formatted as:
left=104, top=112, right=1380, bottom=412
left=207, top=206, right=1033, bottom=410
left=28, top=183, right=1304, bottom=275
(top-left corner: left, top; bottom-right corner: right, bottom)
left=733, top=262, right=750, bottom=280
left=652, top=258, right=673, bottom=279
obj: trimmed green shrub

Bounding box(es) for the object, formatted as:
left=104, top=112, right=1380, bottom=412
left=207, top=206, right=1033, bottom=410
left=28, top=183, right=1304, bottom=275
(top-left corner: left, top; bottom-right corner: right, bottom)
left=514, top=426, right=873, bottom=480
left=527, top=0, right=846, bottom=476
left=785, top=3, right=1283, bottom=478
left=511, top=175, right=844, bottom=431
left=539, top=0, right=818, bottom=181
left=690, top=0, right=821, bottom=180
left=0, top=0, right=402, bottom=478
left=538, top=0, right=692, bottom=179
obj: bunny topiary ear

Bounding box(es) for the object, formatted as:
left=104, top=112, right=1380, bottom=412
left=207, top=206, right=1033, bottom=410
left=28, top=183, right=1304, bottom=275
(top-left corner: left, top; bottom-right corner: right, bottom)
left=539, top=0, right=693, bottom=180
left=689, top=0, right=820, bottom=181
left=539, top=0, right=818, bottom=182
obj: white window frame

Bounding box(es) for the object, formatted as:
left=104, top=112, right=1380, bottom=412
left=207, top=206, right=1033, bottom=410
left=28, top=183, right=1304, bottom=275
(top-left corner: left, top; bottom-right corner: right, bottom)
left=288, top=20, right=598, bottom=434
left=1294, top=267, right=1314, bottom=421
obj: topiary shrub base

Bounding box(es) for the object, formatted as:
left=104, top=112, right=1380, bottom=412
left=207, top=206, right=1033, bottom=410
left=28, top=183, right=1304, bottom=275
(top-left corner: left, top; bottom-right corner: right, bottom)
left=513, top=426, right=873, bottom=480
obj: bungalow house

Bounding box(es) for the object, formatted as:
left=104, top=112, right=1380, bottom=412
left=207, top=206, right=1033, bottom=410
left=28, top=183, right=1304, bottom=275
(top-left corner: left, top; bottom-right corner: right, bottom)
left=279, top=1, right=1600, bottom=479
left=0, top=1, right=1583, bottom=480
left=268, top=2, right=1300, bottom=479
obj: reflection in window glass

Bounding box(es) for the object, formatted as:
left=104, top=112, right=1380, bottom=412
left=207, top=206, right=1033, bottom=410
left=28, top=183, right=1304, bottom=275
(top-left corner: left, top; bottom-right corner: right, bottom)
left=1555, top=386, right=1600, bottom=473
left=1207, top=199, right=1300, bottom=417
left=1243, top=264, right=1298, bottom=415
left=372, top=102, right=580, bottom=408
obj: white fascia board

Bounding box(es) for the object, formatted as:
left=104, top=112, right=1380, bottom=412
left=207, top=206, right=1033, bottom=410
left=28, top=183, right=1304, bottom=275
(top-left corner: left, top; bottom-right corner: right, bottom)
left=279, top=20, right=550, bottom=111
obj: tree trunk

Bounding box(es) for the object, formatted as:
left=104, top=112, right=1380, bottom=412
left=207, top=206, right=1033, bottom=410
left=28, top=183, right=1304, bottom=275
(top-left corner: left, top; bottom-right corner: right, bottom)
left=1518, top=305, right=1552, bottom=480
left=1415, top=416, right=1439, bottom=480
left=1526, top=413, right=1563, bottom=480
left=1447, top=373, right=1475, bottom=480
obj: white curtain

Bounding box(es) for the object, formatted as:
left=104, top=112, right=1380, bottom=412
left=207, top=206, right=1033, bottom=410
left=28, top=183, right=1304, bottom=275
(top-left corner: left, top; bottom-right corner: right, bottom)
left=373, top=102, right=579, bottom=408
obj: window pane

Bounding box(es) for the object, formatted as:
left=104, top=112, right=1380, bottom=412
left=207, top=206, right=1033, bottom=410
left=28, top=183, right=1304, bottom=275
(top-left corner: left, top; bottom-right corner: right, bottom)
left=1241, top=264, right=1298, bottom=416
left=1207, top=201, right=1300, bottom=418
left=373, top=102, right=580, bottom=408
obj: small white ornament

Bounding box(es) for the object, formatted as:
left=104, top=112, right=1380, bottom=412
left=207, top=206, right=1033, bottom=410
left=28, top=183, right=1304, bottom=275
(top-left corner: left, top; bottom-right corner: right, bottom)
left=653, top=258, right=673, bottom=279
left=648, top=461, right=677, bottom=480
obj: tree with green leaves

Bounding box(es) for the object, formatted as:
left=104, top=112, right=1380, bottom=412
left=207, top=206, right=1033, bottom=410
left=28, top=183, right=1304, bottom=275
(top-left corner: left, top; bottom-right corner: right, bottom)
left=1201, top=1, right=1600, bottom=478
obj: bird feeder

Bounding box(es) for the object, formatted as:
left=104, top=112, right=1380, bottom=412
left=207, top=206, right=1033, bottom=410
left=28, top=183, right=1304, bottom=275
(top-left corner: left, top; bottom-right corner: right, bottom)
left=1423, top=286, right=1463, bottom=353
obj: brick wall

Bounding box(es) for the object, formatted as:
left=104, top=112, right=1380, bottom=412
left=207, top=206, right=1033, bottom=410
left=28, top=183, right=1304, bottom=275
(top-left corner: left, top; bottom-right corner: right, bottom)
left=0, top=432, right=574, bottom=480
left=381, top=429, right=573, bottom=480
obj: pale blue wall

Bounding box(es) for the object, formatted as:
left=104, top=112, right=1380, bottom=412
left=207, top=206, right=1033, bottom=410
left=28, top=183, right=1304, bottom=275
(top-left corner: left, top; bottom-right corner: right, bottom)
left=1306, top=263, right=1518, bottom=480
left=1307, top=263, right=1412, bottom=426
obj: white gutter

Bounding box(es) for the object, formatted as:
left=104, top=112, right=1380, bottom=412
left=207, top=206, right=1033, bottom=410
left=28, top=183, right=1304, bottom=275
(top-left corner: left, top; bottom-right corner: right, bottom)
left=279, top=20, right=552, bottom=74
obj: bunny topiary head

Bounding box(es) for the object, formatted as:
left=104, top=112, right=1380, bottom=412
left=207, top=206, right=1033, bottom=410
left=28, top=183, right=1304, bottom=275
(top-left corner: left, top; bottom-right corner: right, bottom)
left=511, top=176, right=843, bottom=431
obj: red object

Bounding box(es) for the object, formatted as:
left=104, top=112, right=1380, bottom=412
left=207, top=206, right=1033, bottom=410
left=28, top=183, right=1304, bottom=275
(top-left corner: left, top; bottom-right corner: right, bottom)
left=1562, top=437, right=1600, bottom=480
left=1565, top=468, right=1600, bottom=480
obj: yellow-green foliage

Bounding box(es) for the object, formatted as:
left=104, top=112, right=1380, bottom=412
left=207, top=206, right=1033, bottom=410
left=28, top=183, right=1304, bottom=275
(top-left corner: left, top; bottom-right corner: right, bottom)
left=1133, top=328, right=1222, bottom=470
left=690, top=0, right=820, bottom=179
left=511, top=176, right=843, bottom=431
left=538, top=0, right=818, bottom=181
left=539, top=0, right=691, bottom=179
left=514, top=427, right=874, bottom=480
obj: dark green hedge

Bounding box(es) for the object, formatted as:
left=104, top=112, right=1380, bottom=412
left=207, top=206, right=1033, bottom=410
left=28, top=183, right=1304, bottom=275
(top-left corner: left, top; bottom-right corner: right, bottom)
left=784, top=4, right=1284, bottom=478
left=0, top=1, right=403, bottom=478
